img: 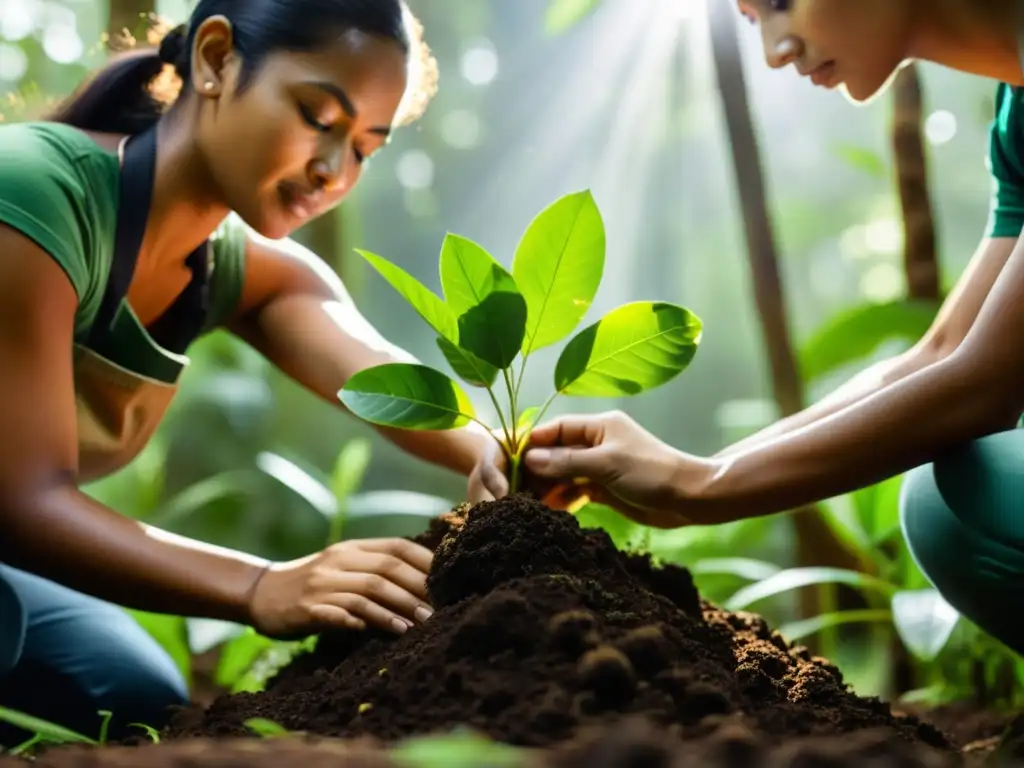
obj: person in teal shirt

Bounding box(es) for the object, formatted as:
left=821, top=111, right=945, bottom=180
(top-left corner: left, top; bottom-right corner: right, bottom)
left=0, top=0, right=495, bottom=745
left=475, top=0, right=1024, bottom=656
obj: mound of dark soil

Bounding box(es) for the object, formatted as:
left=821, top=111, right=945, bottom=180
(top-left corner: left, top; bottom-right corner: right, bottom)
left=162, top=496, right=956, bottom=761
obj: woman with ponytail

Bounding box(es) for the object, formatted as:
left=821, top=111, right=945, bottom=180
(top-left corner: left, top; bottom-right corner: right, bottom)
left=0, top=0, right=487, bottom=743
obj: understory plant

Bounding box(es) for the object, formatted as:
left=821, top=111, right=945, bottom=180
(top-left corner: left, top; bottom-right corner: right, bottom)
left=339, top=190, right=703, bottom=492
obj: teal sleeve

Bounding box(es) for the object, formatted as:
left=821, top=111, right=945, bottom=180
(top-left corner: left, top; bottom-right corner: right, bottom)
left=205, top=213, right=249, bottom=331
left=987, top=84, right=1024, bottom=238
left=0, top=125, right=91, bottom=299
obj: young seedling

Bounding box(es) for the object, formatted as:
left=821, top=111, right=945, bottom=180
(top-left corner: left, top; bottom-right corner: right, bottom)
left=339, top=190, right=703, bottom=494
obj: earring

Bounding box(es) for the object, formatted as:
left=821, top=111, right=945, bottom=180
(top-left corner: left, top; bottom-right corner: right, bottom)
left=203, top=81, right=214, bottom=91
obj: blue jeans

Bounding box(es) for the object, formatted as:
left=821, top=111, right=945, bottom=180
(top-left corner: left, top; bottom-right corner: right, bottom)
left=901, top=429, right=1024, bottom=655
left=0, top=565, right=188, bottom=745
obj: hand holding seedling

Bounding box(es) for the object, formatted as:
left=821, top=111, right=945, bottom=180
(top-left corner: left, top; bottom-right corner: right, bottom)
left=246, top=538, right=434, bottom=639
left=339, top=190, right=703, bottom=498
left=522, top=410, right=719, bottom=528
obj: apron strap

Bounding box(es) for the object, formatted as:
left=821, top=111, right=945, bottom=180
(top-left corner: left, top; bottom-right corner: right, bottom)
left=86, top=127, right=211, bottom=355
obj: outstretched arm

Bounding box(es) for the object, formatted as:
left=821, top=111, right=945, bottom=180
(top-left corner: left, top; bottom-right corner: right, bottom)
left=229, top=232, right=489, bottom=477
left=716, top=236, right=1016, bottom=458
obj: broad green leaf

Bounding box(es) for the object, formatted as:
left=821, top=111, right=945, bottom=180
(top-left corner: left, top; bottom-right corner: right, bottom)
left=215, top=628, right=276, bottom=691
left=393, top=729, right=525, bottom=767
left=555, top=302, right=701, bottom=397
left=545, top=0, right=602, bottom=34
left=187, top=618, right=246, bottom=656
left=356, top=249, right=458, bottom=343
left=891, top=589, right=960, bottom=661
left=516, top=406, right=540, bottom=439
left=574, top=502, right=643, bottom=551
left=818, top=497, right=875, bottom=568
left=689, top=557, right=782, bottom=582
left=513, top=190, right=605, bottom=355
left=125, top=610, right=191, bottom=683
left=331, top=438, right=372, bottom=503
left=0, top=706, right=96, bottom=745
left=147, top=469, right=256, bottom=528
left=245, top=718, right=291, bottom=738
left=257, top=452, right=337, bottom=518
left=800, top=300, right=938, bottom=383
left=777, top=609, right=892, bottom=643
left=832, top=144, right=887, bottom=179
left=340, top=364, right=476, bottom=431
left=440, top=234, right=527, bottom=369
left=725, top=567, right=897, bottom=611
left=437, top=337, right=499, bottom=388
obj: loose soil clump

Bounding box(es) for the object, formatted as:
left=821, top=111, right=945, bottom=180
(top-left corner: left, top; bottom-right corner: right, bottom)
left=158, top=496, right=965, bottom=764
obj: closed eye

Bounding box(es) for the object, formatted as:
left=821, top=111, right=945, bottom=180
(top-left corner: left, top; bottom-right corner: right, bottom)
left=299, top=103, right=331, bottom=133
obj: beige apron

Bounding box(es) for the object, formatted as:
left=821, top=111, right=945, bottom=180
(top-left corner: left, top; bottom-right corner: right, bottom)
left=72, top=128, right=212, bottom=484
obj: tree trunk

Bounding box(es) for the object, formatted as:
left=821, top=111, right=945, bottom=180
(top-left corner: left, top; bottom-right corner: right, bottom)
left=892, top=65, right=940, bottom=302
left=705, top=0, right=863, bottom=623
left=890, top=63, right=941, bottom=696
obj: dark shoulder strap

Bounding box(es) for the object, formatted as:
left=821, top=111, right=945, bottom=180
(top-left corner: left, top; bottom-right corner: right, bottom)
left=85, top=128, right=157, bottom=347
left=85, top=127, right=211, bottom=354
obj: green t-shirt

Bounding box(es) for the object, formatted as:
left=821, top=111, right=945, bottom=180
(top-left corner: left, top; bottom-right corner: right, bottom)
left=988, top=83, right=1024, bottom=238
left=0, top=121, right=247, bottom=382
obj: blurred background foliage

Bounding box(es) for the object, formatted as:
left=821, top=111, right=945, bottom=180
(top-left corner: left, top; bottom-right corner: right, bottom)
left=1, top=0, right=1017, bottom=710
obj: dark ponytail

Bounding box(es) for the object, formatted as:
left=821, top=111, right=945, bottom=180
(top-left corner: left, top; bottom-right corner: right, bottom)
left=46, top=26, right=184, bottom=135
left=47, top=0, right=435, bottom=136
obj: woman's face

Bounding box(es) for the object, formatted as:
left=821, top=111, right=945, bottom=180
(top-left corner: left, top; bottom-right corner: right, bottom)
left=739, top=0, right=914, bottom=104
left=193, top=20, right=409, bottom=239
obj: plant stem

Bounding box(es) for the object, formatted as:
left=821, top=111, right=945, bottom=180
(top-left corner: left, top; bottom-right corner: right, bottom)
left=508, top=450, right=521, bottom=495
left=502, top=368, right=519, bottom=450
left=482, top=387, right=513, bottom=449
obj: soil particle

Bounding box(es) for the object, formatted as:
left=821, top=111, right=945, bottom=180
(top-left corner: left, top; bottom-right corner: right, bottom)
left=158, top=495, right=956, bottom=763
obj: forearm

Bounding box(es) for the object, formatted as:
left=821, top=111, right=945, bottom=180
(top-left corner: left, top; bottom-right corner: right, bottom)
left=378, top=421, right=490, bottom=477
left=698, top=353, right=1018, bottom=521
left=1, top=484, right=268, bottom=622
left=244, top=296, right=488, bottom=478
left=715, top=348, right=930, bottom=458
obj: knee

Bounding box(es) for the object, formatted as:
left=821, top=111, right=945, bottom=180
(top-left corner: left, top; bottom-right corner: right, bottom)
left=70, top=608, right=189, bottom=730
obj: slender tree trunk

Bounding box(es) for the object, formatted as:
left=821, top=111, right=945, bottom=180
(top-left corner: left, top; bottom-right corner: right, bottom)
left=890, top=63, right=941, bottom=696
left=705, top=0, right=862, bottom=623
left=892, top=65, right=940, bottom=302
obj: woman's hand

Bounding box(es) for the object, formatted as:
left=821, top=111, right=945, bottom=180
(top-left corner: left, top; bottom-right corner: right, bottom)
left=246, top=538, right=434, bottom=640
left=523, top=411, right=719, bottom=529
left=467, top=429, right=511, bottom=503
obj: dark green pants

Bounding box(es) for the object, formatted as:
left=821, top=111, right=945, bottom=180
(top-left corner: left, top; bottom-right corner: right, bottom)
left=900, top=429, right=1024, bottom=655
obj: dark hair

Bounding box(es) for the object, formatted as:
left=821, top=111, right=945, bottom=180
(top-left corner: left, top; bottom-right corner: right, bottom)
left=47, top=0, right=425, bottom=135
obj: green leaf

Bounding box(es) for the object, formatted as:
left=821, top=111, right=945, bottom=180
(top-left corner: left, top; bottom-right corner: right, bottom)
left=777, top=609, right=893, bottom=643
left=257, top=452, right=337, bottom=518
left=689, top=558, right=782, bottom=582
left=725, top=567, right=897, bottom=612
left=545, top=0, right=602, bottom=34
left=332, top=438, right=372, bottom=504
left=437, top=337, right=499, bottom=388
left=0, top=706, right=96, bottom=745
left=516, top=406, right=540, bottom=439
left=891, top=589, right=960, bottom=661
left=832, top=144, right=888, bottom=179
left=555, top=302, right=702, bottom=397
left=574, top=502, right=642, bottom=551
left=244, top=718, right=291, bottom=738
left=129, top=724, right=161, bottom=743
left=440, top=234, right=527, bottom=369
left=215, top=628, right=276, bottom=691
left=512, top=190, right=605, bottom=355
left=340, top=363, right=476, bottom=431
left=356, top=249, right=458, bottom=342
left=393, top=729, right=525, bottom=767
left=125, top=610, right=191, bottom=683
left=800, top=300, right=938, bottom=383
